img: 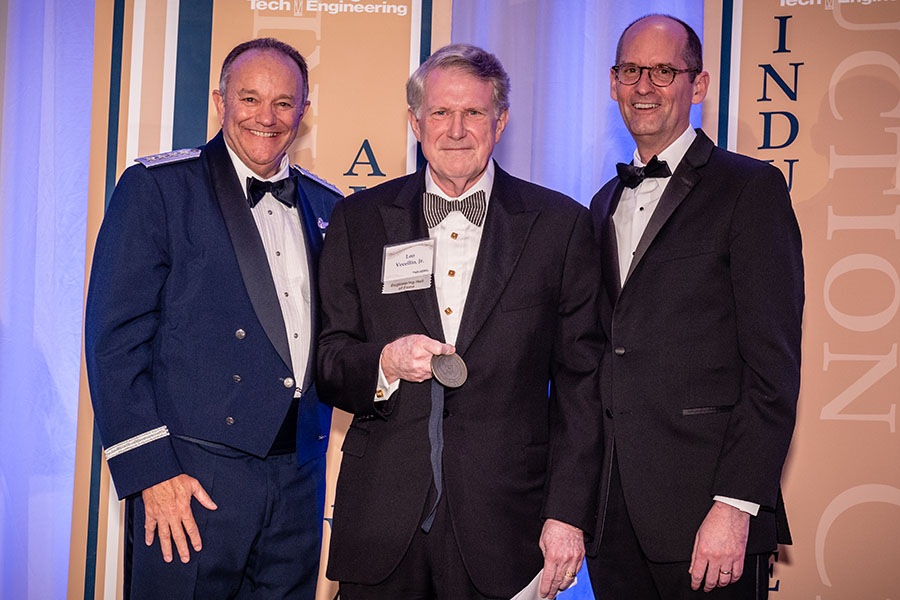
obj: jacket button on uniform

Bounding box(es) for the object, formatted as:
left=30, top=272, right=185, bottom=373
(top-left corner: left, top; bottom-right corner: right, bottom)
left=233, top=374, right=241, bottom=383
left=225, top=416, right=235, bottom=425
left=614, top=346, right=626, bottom=356
left=235, top=329, right=246, bottom=340
left=283, top=377, right=295, bottom=388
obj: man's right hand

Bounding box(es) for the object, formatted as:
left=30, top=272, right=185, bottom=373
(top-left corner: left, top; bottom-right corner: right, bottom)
left=141, top=473, right=217, bottom=563
left=380, top=334, right=454, bottom=384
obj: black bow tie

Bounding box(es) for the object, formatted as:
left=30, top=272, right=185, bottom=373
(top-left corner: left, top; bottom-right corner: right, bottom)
left=616, top=156, right=672, bottom=189
left=423, top=190, right=487, bottom=228
left=247, top=175, right=297, bottom=208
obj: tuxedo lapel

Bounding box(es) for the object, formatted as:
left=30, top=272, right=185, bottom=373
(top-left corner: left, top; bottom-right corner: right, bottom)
left=599, top=182, right=624, bottom=304
left=205, top=131, right=292, bottom=371
left=623, top=130, right=713, bottom=284
left=295, top=174, right=324, bottom=391
left=378, top=170, right=445, bottom=343
left=454, top=165, right=538, bottom=357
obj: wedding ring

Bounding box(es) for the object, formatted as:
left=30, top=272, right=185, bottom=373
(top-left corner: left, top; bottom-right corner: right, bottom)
left=564, top=570, right=576, bottom=578
left=719, top=569, right=731, bottom=575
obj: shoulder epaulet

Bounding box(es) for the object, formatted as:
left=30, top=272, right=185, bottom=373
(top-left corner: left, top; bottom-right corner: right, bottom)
left=292, top=165, right=343, bottom=196
left=135, top=148, right=201, bottom=168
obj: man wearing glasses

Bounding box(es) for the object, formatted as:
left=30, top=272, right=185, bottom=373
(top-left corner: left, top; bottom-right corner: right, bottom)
left=586, top=14, right=804, bottom=599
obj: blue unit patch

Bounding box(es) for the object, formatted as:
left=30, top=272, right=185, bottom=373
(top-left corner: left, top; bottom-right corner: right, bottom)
left=135, top=148, right=202, bottom=168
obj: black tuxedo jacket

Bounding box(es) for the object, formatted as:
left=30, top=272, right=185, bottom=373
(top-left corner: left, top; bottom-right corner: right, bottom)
left=85, top=132, right=338, bottom=498
left=588, top=130, right=803, bottom=562
left=317, top=163, right=605, bottom=597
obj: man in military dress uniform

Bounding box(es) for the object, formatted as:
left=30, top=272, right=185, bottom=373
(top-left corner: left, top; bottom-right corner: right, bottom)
left=85, top=38, right=340, bottom=599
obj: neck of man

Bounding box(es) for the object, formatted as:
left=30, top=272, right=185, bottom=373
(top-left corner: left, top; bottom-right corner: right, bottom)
left=431, top=167, right=488, bottom=199
left=634, top=125, right=692, bottom=164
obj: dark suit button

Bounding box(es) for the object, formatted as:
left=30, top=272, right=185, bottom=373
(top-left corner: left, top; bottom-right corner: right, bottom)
left=232, top=374, right=241, bottom=383
left=605, top=408, right=614, bottom=419
left=614, top=346, right=626, bottom=356
left=225, top=416, right=235, bottom=425
left=443, top=409, right=451, bottom=419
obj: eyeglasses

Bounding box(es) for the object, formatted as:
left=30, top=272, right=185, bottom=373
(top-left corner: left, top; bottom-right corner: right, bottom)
left=611, top=63, right=700, bottom=87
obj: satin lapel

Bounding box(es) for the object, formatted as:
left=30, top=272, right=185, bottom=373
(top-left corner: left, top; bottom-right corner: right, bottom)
left=623, top=131, right=713, bottom=284
left=378, top=170, right=445, bottom=343
left=600, top=182, right=624, bottom=304
left=206, top=132, right=292, bottom=371
left=295, top=173, right=324, bottom=391
left=454, top=166, right=538, bottom=357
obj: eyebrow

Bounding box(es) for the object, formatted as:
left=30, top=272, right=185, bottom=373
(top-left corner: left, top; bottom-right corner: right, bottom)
left=235, top=88, right=296, bottom=101
left=427, top=104, right=491, bottom=112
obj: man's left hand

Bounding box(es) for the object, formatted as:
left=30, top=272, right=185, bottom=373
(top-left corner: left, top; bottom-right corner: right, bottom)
left=538, top=518, right=584, bottom=598
left=689, top=501, right=751, bottom=592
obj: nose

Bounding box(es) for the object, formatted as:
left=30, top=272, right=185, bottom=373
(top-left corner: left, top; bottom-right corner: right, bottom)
left=256, top=103, right=276, bottom=126
left=634, top=69, right=655, bottom=94
left=448, top=111, right=466, bottom=140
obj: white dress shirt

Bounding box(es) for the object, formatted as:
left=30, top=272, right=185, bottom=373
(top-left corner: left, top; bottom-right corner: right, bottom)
left=614, top=127, right=759, bottom=517
left=226, top=145, right=311, bottom=399
left=375, top=162, right=495, bottom=401
left=613, top=127, right=695, bottom=287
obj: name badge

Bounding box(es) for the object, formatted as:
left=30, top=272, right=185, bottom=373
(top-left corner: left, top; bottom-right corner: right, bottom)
left=382, top=238, right=435, bottom=294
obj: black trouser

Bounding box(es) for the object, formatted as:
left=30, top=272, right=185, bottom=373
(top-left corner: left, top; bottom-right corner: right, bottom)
left=587, top=451, right=769, bottom=600
left=125, top=437, right=325, bottom=600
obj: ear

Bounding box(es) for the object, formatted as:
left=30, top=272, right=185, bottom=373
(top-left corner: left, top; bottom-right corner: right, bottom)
left=299, top=100, right=311, bottom=122
left=408, top=108, right=422, bottom=142
left=691, top=71, right=710, bottom=105
left=494, top=109, right=509, bottom=143
left=212, top=89, right=226, bottom=126
left=610, top=68, right=619, bottom=101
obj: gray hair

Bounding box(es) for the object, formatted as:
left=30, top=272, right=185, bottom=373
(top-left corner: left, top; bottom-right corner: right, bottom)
left=616, top=14, right=703, bottom=81
left=407, top=43, right=510, bottom=117
left=218, top=38, right=309, bottom=105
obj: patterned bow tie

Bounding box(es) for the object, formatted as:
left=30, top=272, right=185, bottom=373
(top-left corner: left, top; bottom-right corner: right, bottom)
left=423, top=190, right=487, bottom=228
left=247, top=175, right=297, bottom=208
left=616, top=155, right=672, bottom=189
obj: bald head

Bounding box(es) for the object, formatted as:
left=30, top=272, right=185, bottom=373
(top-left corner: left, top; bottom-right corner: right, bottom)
left=616, top=14, right=702, bottom=81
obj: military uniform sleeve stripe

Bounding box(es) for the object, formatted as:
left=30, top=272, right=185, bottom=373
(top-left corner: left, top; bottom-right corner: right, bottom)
left=103, top=425, right=170, bottom=459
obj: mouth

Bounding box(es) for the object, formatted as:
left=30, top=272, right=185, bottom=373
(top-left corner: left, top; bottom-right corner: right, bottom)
left=248, top=130, right=280, bottom=138
left=633, top=102, right=660, bottom=110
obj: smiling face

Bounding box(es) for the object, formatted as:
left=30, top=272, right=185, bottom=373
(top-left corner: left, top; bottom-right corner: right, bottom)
left=213, top=49, right=308, bottom=178
left=611, top=16, right=709, bottom=162
left=408, top=67, right=508, bottom=198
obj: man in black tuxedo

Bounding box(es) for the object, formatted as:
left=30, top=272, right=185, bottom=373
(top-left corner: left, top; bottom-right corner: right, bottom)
left=317, top=44, right=604, bottom=599
left=85, top=38, right=338, bottom=599
left=586, top=15, right=804, bottom=599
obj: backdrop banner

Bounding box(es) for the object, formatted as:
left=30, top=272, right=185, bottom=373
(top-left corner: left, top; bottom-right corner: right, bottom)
left=704, top=0, right=900, bottom=597
left=67, top=1, right=450, bottom=598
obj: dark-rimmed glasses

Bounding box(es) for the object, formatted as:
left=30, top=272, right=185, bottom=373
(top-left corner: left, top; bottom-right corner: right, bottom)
left=611, top=63, right=699, bottom=87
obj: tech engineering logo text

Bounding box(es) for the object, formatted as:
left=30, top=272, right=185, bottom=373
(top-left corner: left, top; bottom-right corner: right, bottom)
left=779, top=0, right=896, bottom=8
left=248, top=0, right=409, bottom=17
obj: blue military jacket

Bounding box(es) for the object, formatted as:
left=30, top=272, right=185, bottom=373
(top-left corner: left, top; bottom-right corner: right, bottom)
left=85, top=131, right=340, bottom=499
